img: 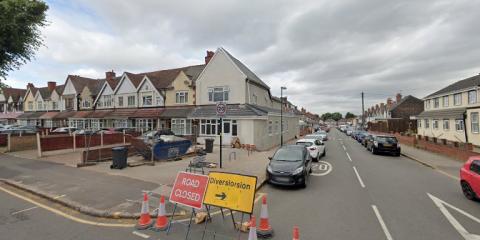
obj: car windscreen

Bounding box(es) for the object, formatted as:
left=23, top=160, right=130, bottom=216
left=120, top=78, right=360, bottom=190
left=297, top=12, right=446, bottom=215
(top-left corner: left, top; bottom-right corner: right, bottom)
left=304, top=135, right=317, bottom=139
left=376, top=136, right=397, bottom=144
left=273, top=148, right=303, bottom=161
left=296, top=142, right=313, bottom=147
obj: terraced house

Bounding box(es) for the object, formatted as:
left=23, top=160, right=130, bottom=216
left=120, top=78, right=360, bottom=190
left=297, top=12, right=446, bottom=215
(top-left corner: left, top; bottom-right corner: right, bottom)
left=417, top=74, right=480, bottom=148
left=0, top=87, right=26, bottom=124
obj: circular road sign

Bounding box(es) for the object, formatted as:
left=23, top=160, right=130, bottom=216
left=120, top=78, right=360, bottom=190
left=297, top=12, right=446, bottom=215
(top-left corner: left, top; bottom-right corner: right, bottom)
left=216, top=102, right=227, bottom=116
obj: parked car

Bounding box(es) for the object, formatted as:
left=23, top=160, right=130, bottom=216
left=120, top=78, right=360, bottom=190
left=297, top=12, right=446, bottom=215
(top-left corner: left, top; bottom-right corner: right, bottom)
left=460, top=156, right=480, bottom=201
left=73, top=129, right=97, bottom=135
left=311, top=131, right=328, bottom=141
left=52, top=127, right=77, bottom=133
left=266, top=145, right=312, bottom=188
left=346, top=128, right=353, bottom=136
left=296, top=138, right=325, bottom=161
left=363, top=134, right=374, bottom=147
left=367, top=135, right=401, bottom=156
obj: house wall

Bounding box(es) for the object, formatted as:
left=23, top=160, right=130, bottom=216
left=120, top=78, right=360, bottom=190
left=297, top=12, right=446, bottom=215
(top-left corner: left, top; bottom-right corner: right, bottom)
left=424, top=88, right=480, bottom=111
left=114, top=77, right=137, bottom=108
left=138, top=79, right=163, bottom=107
left=196, top=49, right=247, bottom=105
left=49, top=90, right=61, bottom=111
left=247, top=82, right=271, bottom=107
left=165, top=72, right=195, bottom=106
left=417, top=117, right=466, bottom=143
left=62, top=78, right=78, bottom=110
left=466, top=108, right=480, bottom=146
left=79, top=86, right=93, bottom=110
left=24, top=90, right=36, bottom=111
left=96, top=84, right=114, bottom=109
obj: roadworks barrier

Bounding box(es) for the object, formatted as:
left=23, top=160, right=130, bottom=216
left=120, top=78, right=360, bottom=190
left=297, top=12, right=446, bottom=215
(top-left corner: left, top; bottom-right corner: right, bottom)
left=257, top=195, right=274, bottom=238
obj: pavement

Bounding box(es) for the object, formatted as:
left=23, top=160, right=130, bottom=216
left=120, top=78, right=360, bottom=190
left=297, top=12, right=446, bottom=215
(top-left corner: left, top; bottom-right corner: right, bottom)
left=0, top=143, right=275, bottom=219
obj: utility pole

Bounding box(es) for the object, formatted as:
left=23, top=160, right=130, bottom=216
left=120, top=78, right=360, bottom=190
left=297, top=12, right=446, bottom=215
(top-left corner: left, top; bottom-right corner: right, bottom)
left=361, top=92, right=365, bottom=129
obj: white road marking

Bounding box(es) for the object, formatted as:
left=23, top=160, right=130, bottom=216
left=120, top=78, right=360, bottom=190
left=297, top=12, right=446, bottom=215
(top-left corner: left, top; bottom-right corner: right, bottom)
left=428, top=193, right=480, bottom=240
left=346, top=152, right=352, bottom=162
left=11, top=194, right=66, bottom=215
left=342, top=145, right=346, bottom=151
left=132, top=231, right=150, bottom=239
left=352, top=166, right=366, bottom=188
left=310, top=161, right=333, bottom=176
left=372, top=205, right=394, bottom=240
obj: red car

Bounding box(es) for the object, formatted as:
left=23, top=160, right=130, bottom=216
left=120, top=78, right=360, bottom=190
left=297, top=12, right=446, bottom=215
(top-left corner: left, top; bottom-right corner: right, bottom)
left=460, top=156, right=480, bottom=201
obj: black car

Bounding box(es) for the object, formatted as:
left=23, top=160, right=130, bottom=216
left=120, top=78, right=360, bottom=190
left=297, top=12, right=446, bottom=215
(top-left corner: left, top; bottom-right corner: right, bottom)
left=363, top=134, right=374, bottom=148
left=366, top=135, right=401, bottom=156
left=266, top=145, right=312, bottom=188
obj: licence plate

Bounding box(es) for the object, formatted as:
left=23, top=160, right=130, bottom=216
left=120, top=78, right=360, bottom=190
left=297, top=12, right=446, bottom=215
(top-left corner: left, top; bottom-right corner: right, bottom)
left=275, top=177, right=290, bottom=182
left=383, top=144, right=392, bottom=147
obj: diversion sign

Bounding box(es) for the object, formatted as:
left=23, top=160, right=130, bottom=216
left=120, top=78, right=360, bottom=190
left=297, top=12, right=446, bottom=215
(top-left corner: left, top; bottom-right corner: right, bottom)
left=204, top=172, right=257, bottom=213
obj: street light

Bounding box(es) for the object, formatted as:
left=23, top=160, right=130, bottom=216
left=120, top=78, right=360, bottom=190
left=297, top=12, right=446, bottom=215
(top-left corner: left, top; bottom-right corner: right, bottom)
left=280, top=86, right=287, bottom=146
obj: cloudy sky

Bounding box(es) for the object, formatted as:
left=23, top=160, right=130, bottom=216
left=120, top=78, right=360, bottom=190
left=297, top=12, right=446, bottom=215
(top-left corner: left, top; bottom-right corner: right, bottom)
left=6, top=0, right=480, bottom=115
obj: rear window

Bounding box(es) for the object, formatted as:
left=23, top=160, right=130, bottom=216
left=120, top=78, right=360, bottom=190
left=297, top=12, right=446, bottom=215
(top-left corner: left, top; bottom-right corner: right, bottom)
left=296, top=142, right=313, bottom=147
left=376, top=136, right=397, bottom=144
left=470, top=160, right=480, bottom=175
left=273, top=148, right=303, bottom=161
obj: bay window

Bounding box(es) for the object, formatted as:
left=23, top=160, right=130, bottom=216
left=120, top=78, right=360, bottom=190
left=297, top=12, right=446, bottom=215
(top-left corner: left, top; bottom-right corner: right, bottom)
left=200, top=119, right=218, bottom=135
left=171, top=118, right=192, bottom=135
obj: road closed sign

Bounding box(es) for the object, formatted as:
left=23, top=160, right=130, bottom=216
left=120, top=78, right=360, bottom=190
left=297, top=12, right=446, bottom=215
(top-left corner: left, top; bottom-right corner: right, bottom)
left=204, top=172, right=257, bottom=213
left=169, top=172, right=209, bottom=209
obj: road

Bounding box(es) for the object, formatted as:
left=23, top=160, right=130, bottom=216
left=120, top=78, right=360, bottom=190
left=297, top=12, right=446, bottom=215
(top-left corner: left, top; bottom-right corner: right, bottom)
left=1, top=128, right=480, bottom=239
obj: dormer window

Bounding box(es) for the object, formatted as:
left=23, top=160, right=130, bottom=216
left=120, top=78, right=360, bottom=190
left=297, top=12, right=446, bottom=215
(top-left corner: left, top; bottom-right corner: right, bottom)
left=208, top=87, right=229, bottom=102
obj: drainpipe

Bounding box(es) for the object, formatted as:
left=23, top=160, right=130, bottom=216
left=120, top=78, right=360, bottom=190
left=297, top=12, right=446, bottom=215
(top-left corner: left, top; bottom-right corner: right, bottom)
left=463, top=111, right=469, bottom=143
left=247, top=79, right=251, bottom=104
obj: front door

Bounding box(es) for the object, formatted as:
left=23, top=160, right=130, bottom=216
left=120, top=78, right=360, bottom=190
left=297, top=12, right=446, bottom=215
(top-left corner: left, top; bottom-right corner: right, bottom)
left=222, top=119, right=232, bottom=145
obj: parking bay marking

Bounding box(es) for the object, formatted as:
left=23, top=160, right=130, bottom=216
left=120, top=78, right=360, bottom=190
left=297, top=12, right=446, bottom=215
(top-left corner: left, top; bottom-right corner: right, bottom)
left=428, top=193, right=480, bottom=240
left=372, top=205, right=394, bottom=240
left=311, top=161, right=333, bottom=176
left=352, top=166, right=366, bottom=188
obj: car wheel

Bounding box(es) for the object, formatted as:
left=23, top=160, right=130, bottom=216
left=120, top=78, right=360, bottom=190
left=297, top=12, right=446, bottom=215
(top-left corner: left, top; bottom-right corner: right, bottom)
left=395, top=151, right=401, bottom=157
left=301, top=176, right=307, bottom=188
left=322, top=150, right=326, bottom=157
left=461, top=181, right=478, bottom=201
left=371, top=147, right=376, bottom=154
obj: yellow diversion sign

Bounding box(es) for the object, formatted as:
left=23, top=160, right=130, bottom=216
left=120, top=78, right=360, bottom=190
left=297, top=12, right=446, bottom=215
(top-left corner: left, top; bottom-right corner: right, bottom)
left=204, top=172, right=257, bottom=213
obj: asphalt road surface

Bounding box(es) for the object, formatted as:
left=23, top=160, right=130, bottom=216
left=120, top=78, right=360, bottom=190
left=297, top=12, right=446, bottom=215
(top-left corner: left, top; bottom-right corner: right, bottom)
left=1, top=128, right=480, bottom=240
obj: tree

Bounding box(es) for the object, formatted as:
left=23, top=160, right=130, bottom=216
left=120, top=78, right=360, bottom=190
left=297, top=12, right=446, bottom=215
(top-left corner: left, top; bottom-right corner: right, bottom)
left=345, top=112, right=357, bottom=119
left=331, top=112, right=342, bottom=121
left=0, top=0, right=48, bottom=80
left=321, top=112, right=333, bottom=121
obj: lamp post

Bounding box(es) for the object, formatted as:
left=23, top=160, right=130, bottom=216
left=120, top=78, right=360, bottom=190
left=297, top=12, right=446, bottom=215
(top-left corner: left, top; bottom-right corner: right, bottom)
left=280, top=86, right=287, bottom=146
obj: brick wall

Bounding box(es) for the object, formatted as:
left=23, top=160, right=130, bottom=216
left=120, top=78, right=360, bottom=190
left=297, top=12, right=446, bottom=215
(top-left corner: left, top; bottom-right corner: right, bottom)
left=40, top=133, right=139, bottom=153
left=0, top=134, right=7, bottom=146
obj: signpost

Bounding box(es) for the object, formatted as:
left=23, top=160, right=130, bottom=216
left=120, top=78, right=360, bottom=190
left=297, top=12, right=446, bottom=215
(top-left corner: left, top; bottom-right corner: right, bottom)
left=168, top=172, right=209, bottom=239
left=204, top=172, right=257, bottom=214
left=216, top=102, right=227, bottom=168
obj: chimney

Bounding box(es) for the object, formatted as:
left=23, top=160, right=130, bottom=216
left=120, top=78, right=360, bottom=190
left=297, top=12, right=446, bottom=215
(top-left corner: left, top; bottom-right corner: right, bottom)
left=205, top=50, right=214, bottom=64
left=105, top=70, right=116, bottom=81
left=47, top=81, right=56, bottom=91
left=396, top=93, right=402, bottom=103
left=26, top=83, right=34, bottom=90
left=387, top=97, right=393, bottom=106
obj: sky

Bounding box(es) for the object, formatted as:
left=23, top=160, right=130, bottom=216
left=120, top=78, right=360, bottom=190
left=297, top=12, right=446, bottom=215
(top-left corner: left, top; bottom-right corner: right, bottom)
left=5, top=0, right=480, bottom=115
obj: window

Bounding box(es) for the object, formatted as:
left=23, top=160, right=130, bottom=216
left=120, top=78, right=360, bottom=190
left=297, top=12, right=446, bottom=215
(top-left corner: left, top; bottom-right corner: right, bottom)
left=469, top=90, right=477, bottom=104
left=156, top=96, right=163, bottom=105
left=252, top=94, right=257, bottom=104
left=471, top=112, right=479, bottom=133
left=52, top=101, right=58, bottom=110
left=28, top=101, right=33, bottom=110
left=418, top=120, right=422, bottom=128
left=82, top=100, right=91, bottom=108
left=443, top=119, right=449, bottom=130
left=425, top=119, right=429, bottom=128
left=470, top=160, right=480, bottom=175
left=425, top=100, right=431, bottom=109
left=443, top=96, right=449, bottom=107
left=137, top=119, right=154, bottom=131
left=103, top=95, right=113, bottom=107
left=274, top=120, right=279, bottom=134
left=142, top=96, right=152, bottom=106
left=37, top=101, right=43, bottom=110
left=118, top=96, right=123, bottom=107
left=232, top=120, right=237, bottom=136
left=434, top=98, right=439, bottom=108
left=433, top=119, right=439, bottom=129
left=208, top=87, right=229, bottom=102
left=454, top=93, right=462, bottom=106
left=171, top=118, right=192, bottom=135
left=128, top=96, right=135, bottom=106
left=176, top=91, right=188, bottom=104
left=200, top=119, right=218, bottom=135
left=456, top=119, right=464, bottom=131
left=268, top=120, right=273, bottom=135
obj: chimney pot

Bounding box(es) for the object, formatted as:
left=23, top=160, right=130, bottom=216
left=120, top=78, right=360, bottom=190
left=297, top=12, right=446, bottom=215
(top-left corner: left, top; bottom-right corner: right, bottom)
left=47, top=81, right=56, bottom=91
left=26, top=83, right=34, bottom=89
left=205, top=50, right=214, bottom=64
left=396, top=93, right=402, bottom=103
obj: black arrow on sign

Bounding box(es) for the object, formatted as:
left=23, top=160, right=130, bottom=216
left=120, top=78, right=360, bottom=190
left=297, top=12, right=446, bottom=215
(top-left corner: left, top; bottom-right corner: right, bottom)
left=215, top=192, right=227, bottom=200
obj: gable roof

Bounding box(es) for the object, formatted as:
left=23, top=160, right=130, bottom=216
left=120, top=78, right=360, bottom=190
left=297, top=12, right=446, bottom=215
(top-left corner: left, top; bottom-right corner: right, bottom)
left=37, top=87, right=52, bottom=100
left=389, top=95, right=422, bottom=111
left=137, top=64, right=206, bottom=91
left=66, top=75, right=99, bottom=94
left=221, top=48, right=270, bottom=90
left=2, top=88, right=26, bottom=102
left=425, top=74, right=480, bottom=99
left=86, top=79, right=108, bottom=96
left=54, top=85, right=65, bottom=96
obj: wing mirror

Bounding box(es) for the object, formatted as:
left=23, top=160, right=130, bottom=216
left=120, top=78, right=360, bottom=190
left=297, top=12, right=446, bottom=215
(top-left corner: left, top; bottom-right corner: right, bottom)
left=268, top=156, right=272, bottom=160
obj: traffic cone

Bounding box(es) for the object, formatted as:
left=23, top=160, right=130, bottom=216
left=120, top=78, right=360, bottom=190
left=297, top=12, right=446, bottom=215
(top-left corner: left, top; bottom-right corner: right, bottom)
left=151, top=195, right=168, bottom=231
left=257, top=195, right=273, bottom=237
left=248, top=216, right=258, bottom=240
left=135, top=192, right=153, bottom=230
left=293, top=226, right=300, bottom=240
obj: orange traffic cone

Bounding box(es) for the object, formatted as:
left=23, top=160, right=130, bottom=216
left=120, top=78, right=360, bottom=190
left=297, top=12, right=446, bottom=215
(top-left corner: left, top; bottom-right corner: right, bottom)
left=135, top=192, right=153, bottom=230
left=248, top=216, right=258, bottom=240
left=257, top=195, right=273, bottom=237
left=151, top=195, right=169, bottom=231
left=293, top=226, right=299, bottom=240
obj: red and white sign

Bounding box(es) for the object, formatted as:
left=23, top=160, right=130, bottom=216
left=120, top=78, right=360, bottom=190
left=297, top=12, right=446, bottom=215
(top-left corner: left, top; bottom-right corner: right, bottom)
left=216, top=102, right=227, bottom=117
left=169, top=172, right=209, bottom=209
